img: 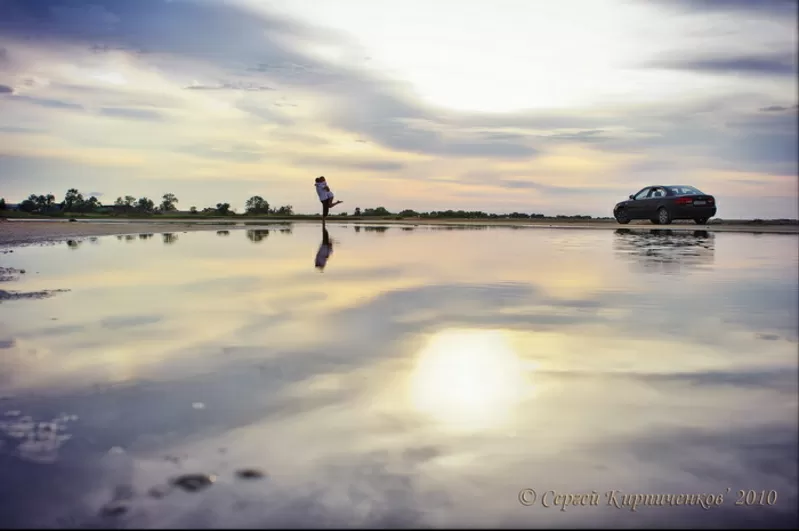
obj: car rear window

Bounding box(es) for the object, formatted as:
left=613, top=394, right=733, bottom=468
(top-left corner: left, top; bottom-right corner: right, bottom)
left=668, top=186, right=703, bottom=195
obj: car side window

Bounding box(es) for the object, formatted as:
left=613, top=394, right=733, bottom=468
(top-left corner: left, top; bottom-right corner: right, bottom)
left=649, top=187, right=665, bottom=198
left=634, top=188, right=650, bottom=200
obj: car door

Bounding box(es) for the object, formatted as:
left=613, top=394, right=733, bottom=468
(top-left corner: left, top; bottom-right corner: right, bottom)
left=642, top=187, right=666, bottom=219
left=627, top=187, right=651, bottom=219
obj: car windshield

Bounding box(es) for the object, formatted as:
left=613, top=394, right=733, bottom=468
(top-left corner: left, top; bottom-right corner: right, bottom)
left=668, top=186, right=704, bottom=195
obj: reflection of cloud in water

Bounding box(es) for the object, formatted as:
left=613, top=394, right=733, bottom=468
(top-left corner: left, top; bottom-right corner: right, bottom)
left=0, top=411, right=77, bottom=464
left=0, top=225, right=796, bottom=528
left=613, top=229, right=715, bottom=273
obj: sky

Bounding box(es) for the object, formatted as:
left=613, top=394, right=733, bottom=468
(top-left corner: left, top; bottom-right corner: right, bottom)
left=0, top=0, right=796, bottom=218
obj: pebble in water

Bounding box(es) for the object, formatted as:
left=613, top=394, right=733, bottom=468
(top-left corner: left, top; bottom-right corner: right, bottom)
left=171, top=473, right=217, bottom=492
left=148, top=485, right=174, bottom=499
left=100, top=501, right=128, bottom=517
left=236, top=468, right=266, bottom=480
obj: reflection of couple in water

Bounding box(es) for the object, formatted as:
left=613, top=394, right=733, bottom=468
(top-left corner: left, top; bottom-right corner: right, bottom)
left=314, top=175, right=342, bottom=271
left=315, top=221, right=333, bottom=271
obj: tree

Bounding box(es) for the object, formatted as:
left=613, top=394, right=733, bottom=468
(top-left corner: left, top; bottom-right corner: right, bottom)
left=0, top=198, right=6, bottom=210
left=275, top=204, right=293, bottom=216
left=215, top=202, right=231, bottom=215
left=245, top=195, right=269, bottom=214
left=353, top=207, right=362, bottom=216
left=18, top=195, right=38, bottom=213
left=189, top=206, right=198, bottom=214
left=83, top=196, right=101, bottom=212
left=363, top=207, right=390, bottom=216
left=34, top=195, right=47, bottom=212
left=160, top=193, right=179, bottom=212
left=136, top=197, right=155, bottom=213
left=63, top=188, right=84, bottom=212
left=399, top=209, right=418, bottom=217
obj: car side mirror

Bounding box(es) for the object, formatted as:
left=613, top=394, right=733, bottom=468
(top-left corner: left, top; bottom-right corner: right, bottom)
left=629, top=195, right=634, bottom=200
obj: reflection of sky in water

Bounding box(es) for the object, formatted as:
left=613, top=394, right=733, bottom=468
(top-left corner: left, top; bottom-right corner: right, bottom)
left=0, top=225, right=797, bottom=528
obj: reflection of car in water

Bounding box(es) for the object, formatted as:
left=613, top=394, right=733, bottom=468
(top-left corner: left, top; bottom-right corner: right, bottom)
left=613, top=229, right=715, bottom=273
left=613, top=185, right=717, bottom=225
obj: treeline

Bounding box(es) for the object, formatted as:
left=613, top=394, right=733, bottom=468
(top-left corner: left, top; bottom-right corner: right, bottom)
left=346, top=207, right=596, bottom=219
left=0, top=189, right=294, bottom=216
left=1, top=189, right=606, bottom=219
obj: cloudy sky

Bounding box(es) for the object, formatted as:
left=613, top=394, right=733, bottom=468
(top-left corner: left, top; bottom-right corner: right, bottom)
left=0, top=0, right=796, bottom=217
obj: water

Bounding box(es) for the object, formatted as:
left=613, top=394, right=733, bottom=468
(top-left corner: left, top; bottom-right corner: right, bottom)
left=0, top=224, right=797, bottom=529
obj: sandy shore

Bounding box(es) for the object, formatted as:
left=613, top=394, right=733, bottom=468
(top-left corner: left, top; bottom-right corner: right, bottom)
left=0, top=218, right=796, bottom=246
left=0, top=220, right=258, bottom=247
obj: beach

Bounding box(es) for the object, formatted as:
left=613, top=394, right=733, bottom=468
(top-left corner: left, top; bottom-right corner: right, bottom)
left=1, top=218, right=797, bottom=247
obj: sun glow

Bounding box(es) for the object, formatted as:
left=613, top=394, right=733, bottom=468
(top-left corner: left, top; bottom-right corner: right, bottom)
left=408, top=329, right=528, bottom=431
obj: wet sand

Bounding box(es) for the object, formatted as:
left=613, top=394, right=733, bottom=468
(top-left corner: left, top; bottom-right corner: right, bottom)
left=0, top=220, right=253, bottom=247
left=0, top=218, right=796, bottom=246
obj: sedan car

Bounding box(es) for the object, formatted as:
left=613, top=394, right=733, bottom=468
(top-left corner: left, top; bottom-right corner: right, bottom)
left=613, top=185, right=717, bottom=225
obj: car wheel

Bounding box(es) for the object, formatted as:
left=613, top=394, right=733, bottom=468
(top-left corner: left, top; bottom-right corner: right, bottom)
left=657, top=207, right=672, bottom=225
left=614, top=210, right=630, bottom=224
left=694, top=217, right=708, bottom=225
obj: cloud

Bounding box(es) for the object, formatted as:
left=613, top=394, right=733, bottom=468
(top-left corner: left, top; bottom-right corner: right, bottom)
left=292, top=157, right=406, bottom=173
left=0, top=125, right=43, bottom=134
left=649, top=0, right=798, bottom=16
left=645, top=52, right=797, bottom=77
left=98, top=107, right=165, bottom=121
left=760, top=105, right=798, bottom=112
left=0, top=0, right=540, bottom=159
left=0, top=84, right=14, bottom=94
left=176, top=144, right=266, bottom=163
left=7, top=94, right=84, bottom=110
left=541, top=129, right=607, bottom=143
left=0, top=0, right=795, bottom=216
left=499, top=180, right=624, bottom=196
left=184, top=81, right=274, bottom=92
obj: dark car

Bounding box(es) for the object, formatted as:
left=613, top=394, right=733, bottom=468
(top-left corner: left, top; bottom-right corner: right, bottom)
left=613, top=185, right=717, bottom=225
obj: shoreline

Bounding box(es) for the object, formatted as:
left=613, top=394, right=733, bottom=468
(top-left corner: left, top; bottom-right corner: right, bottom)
left=1, top=218, right=797, bottom=247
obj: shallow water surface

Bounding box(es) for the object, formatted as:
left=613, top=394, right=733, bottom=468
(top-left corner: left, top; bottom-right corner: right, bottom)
left=0, top=224, right=797, bottom=528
